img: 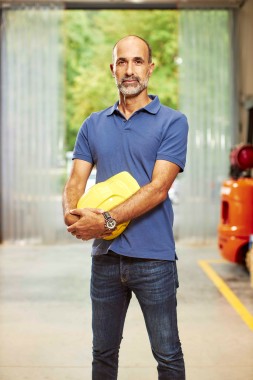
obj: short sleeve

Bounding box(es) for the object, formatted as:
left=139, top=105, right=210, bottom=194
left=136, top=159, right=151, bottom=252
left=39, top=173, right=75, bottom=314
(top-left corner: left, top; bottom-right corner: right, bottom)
left=156, top=113, right=189, bottom=172
left=72, top=119, right=94, bottom=164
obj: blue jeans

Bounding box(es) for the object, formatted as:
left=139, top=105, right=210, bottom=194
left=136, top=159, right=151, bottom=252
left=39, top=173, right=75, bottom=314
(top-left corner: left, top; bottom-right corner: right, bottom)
left=91, top=251, right=185, bottom=380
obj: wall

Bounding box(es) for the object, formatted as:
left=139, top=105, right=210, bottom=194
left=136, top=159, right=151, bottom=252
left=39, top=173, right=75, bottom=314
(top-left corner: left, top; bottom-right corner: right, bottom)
left=237, top=0, right=253, bottom=142
left=178, top=10, right=234, bottom=241
left=0, top=6, right=65, bottom=244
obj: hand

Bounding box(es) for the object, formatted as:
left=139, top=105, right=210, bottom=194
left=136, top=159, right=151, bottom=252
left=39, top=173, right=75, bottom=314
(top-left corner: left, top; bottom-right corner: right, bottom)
left=64, top=212, right=80, bottom=227
left=67, top=208, right=112, bottom=240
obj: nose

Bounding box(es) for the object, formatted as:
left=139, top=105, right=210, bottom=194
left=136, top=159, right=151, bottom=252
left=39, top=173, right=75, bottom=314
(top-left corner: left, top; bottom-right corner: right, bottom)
left=126, top=62, right=134, bottom=76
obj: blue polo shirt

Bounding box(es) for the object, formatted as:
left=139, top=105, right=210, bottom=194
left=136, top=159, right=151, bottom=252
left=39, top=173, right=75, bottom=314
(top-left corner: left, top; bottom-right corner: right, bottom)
left=73, top=95, right=188, bottom=260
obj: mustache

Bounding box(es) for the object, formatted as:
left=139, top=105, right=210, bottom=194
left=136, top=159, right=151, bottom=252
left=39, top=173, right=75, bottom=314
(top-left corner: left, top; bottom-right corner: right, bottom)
left=121, top=76, right=140, bottom=83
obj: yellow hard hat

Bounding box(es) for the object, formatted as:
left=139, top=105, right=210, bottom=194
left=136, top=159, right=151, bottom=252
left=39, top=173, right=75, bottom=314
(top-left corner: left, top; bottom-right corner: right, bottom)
left=77, top=171, right=140, bottom=240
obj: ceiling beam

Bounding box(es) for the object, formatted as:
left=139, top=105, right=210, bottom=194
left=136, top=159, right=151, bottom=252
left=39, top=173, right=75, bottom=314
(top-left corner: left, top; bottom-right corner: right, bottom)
left=0, top=0, right=245, bottom=10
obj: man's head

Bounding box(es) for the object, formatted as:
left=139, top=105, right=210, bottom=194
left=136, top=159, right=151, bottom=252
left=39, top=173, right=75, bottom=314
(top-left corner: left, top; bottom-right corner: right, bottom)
left=110, top=35, right=154, bottom=97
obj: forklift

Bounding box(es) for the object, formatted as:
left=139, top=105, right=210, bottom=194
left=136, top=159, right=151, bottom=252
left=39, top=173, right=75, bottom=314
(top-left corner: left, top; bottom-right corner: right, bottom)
left=218, top=100, right=253, bottom=285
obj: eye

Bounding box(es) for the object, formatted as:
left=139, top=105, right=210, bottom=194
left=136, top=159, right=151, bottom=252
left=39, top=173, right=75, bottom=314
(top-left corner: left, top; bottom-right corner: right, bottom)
left=134, top=59, right=143, bottom=65
left=117, top=60, right=126, bottom=66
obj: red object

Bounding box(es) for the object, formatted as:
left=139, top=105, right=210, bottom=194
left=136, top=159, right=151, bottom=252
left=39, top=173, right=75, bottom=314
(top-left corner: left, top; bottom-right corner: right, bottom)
left=218, top=178, right=253, bottom=263
left=230, top=144, right=253, bottom=171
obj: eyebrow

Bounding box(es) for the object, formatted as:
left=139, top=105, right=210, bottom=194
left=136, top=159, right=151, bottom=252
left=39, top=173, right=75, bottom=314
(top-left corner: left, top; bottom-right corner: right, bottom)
left=116, top=56, right=145, bottom=62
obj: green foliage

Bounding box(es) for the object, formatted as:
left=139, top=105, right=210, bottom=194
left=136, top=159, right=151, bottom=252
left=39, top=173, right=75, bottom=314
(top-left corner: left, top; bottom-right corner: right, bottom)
left=63, top=10, right=179, bottom=151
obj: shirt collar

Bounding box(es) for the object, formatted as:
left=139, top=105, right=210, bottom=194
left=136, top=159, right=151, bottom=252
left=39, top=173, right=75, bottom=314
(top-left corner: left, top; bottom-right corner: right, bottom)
left=105, top=95, right=161, bottom=116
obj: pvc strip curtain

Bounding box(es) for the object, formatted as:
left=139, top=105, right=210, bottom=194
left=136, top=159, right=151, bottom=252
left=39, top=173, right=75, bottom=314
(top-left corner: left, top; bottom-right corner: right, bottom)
left=1, top=5, right=64, bottom=243
left=178, top=11, right=234, bottom=241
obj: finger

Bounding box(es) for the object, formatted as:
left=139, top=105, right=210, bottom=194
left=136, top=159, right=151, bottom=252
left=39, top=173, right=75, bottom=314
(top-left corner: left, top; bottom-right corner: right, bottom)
left=70, top=208, right=82, bottom=216
left=67, top=223, right=77, bottom=232
left=100, top=232, right=113, bottom=238
left=90, top=208, right=104, bottom=214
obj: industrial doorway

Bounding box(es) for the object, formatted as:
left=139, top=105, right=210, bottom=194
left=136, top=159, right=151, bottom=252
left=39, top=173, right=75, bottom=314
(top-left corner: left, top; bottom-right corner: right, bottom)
left=0, top=3, right=235, bottom=244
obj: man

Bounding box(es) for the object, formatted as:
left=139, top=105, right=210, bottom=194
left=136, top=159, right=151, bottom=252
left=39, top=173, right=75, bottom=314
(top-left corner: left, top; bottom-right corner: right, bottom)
left=63, top=35, right=188, bottom=380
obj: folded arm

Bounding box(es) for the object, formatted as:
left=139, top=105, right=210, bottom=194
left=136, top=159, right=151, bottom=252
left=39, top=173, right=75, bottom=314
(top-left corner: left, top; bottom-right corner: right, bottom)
left=67, top=159, right=180, bottom=240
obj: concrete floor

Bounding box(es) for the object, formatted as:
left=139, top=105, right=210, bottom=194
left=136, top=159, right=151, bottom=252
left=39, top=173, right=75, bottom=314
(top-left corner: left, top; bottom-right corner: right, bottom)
left=0, top=240, right=253, bottom=380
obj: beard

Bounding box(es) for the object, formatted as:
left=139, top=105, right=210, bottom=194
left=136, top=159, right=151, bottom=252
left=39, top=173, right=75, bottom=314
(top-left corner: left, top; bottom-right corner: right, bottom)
left=116, top=75, right=149, bottom=96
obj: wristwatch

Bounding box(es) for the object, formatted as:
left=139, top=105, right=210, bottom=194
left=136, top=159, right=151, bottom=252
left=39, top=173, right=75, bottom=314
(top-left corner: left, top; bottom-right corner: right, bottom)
left=102, top=212, right=117, bottom=231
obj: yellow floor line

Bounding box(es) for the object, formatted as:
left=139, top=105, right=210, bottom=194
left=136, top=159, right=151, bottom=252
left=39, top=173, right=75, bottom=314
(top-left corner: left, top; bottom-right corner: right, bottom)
left=198, top=259, right=253, bottom=331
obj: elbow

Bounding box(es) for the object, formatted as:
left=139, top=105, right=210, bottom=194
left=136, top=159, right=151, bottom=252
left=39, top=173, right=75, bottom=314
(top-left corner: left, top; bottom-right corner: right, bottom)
left=149, top=181, right=169, bottom=204
left=152, top=185, right=168, bottom=204
left=160, top=189, right=169, bottom=203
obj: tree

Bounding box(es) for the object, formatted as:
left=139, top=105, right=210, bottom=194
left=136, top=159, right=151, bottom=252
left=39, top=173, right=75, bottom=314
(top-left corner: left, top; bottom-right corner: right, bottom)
left=63, top=10, right=179, bottom=150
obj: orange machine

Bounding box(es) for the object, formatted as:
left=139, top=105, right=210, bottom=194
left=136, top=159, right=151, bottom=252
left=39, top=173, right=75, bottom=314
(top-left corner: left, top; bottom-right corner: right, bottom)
left=218, top=144, right=253, bottom=263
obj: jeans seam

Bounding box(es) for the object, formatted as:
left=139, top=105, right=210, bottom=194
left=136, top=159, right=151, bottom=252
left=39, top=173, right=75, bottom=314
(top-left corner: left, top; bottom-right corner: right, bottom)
left=172, top=261, right=177, bottom=293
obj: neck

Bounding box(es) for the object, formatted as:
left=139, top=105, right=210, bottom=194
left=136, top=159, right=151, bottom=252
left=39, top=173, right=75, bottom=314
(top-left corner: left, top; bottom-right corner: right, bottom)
left=118, top=91, right=151, bottom=119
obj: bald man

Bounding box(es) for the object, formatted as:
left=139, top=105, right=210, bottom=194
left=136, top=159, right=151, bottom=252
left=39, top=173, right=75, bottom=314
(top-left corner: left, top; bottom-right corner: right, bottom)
left=63, top=35, right=189, bottom=380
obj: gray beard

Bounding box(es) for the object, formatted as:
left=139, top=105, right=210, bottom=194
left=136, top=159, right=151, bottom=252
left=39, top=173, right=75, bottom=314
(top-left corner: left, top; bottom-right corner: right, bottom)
left=116, top=76, right=149, bottom=96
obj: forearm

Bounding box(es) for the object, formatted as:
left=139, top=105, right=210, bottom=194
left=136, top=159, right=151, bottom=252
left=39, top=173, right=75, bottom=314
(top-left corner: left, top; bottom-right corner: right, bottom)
left=63, top=185, right=80, bottom=214
left=62, top=159, right=93, bottom=226
left=109, top=181, right=168, bottom=224
left=63, top=183, right=85, bottom=226
left=110, top=161, right=180, bottom=224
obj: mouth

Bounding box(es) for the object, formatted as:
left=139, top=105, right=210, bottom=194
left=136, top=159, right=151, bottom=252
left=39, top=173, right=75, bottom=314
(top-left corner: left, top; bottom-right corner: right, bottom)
left=122, top=77, right=139, bottom=84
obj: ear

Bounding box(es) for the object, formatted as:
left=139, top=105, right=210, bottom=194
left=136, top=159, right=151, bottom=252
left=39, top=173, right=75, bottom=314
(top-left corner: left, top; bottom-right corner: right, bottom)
left=110, top=64, right=115, bottom=77
left=148, top=62, right=155, bottom=77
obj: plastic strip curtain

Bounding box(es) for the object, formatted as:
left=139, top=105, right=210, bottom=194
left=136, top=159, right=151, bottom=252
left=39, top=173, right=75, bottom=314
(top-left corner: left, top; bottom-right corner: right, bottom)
left=178, top=10, right=234, bottom=241
left=1, top=4, right=64, bottom=243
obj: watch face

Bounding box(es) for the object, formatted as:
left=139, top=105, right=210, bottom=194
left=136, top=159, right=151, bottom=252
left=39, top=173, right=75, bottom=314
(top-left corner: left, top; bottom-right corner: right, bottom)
left=103, top=212, right=117, bottom=230
left=107, top=218, right=116, bottom=230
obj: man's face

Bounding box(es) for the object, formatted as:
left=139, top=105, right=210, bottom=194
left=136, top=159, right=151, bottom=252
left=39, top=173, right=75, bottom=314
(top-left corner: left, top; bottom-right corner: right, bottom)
left=110, top=37, right=154, bottom=97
